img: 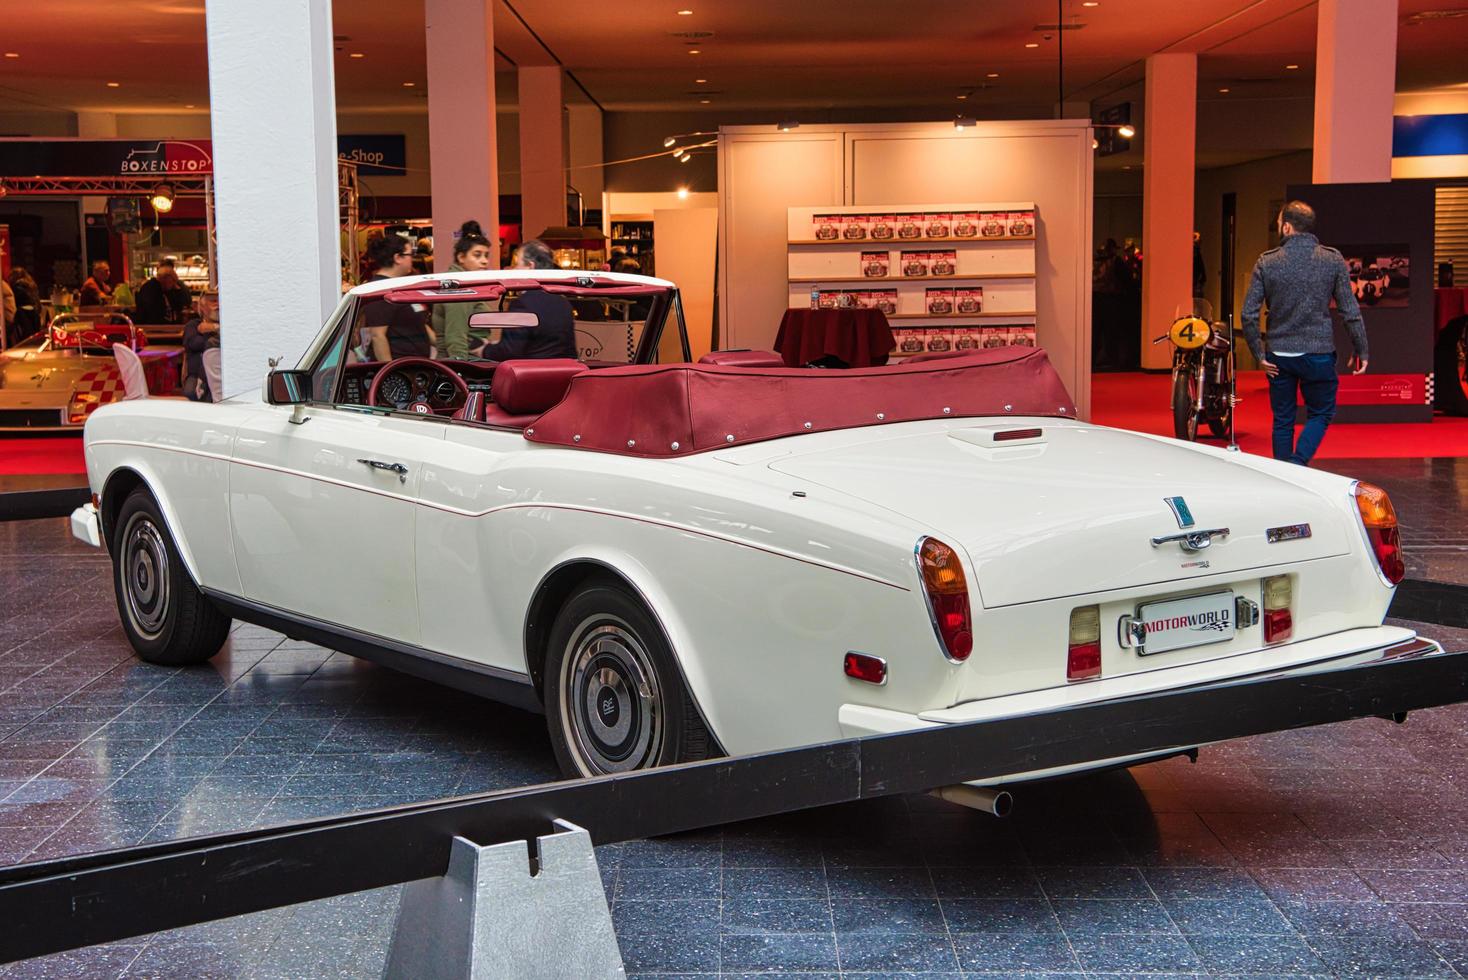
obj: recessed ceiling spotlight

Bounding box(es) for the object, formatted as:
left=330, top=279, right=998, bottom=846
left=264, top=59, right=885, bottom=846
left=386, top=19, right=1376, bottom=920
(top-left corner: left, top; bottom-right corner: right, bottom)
left=402, top=81, right=416, bottom=87
left=677, top=8, right=693, bottom=14
left=1082, top=1, right=1099, bottom=5
left=957, top=93, right=968, bottom=100
left=1122, top=164, right=1132, bottom=170
left=688, top=48, right=701, bottom=54
left=677, top=186, right=690, bottom=198
left=777, top=119, right=800, bottom=132
left=987, top=72, right=999, bottom=78
left=3, top=52, right=19, bottom=59
left=1285, top=64, right=1299, bottom=69
left=185, top=103, right=195, bottom=108
left=695, top=78, right=707, bottom=83
left=699, top=98, right=710, bottom=104
left=1025, top=42, right=1040, bottom=48
left=106, top=81, right=120, bottom=87
left=954, top=114, right=976, bottom=129
left=349, top=52, right=365, bottom=58
left=1218, top=87, right=1230, bottom=93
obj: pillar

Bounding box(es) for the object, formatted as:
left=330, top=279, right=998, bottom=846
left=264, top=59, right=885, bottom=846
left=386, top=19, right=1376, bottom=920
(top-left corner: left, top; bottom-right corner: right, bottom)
left=1140, top=53, right=1197, bottom=371
left=426, top=0, right=499, bottom=270
left=205, top=0, right=339, bottom=398
left=567, top=105, right=604, bottom=224
left=519, top=66, right=566, bottom=238
left=1312, top=0, right=1398, bottom=183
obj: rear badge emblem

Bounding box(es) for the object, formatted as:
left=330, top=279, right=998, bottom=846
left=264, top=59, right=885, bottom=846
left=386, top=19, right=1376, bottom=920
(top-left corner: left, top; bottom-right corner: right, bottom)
left=1164, top=496, right=1195, bottom=529
left=1266, top=523, right=1312, bottom=543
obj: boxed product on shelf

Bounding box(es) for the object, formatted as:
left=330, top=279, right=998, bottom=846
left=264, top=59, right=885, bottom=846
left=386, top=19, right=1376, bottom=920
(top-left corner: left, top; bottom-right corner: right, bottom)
left=930, top=250, right=957, bottom=276
left=956, top=328, right=983, bottom=351
left=1008, top=211, right=1034, bottom=237
left=853, top=290, right=878, bottom=309
left=956, top=286, right=984, bottom=314
left=816, top=289, right=840, bottom=309
left=898, top=329, right=927, bottom=354
left=926, top=328, right=954, bottom=352
left=842, top=215, right=869, bottom=240
left=952, top=211, right=980, bottom=237
left=869, top=214, right=896, bottom=240
left=873, top=289, right=898, bottom=315
left=924, top=212, right=952, bottom=238
left=983, top=328, right=1008, bottom=348
left=861, top=251, right=890, bottom=277
left=1012, top=325, right=1037, bottom=346
left=813, top=214, right=841, bottom=241
left=835, top=289, right=860, bottom=308
left=925, top=286, right=955, bottom=315
left=897, top=214, right=923, bottom=239
left=980, top=212, right=1007, bottom=238
left=900, top=251, right=929, bottom=276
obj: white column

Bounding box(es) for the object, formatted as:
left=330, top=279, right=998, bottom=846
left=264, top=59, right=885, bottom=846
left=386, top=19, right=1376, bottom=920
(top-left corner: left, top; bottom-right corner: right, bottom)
left=205, top=0, right=339, bottom=398
left=519, top=66, right=566, bottom=239
left=426, top=0, right=499, bottom=271
left=1313, top=0, right=1399, bottom=183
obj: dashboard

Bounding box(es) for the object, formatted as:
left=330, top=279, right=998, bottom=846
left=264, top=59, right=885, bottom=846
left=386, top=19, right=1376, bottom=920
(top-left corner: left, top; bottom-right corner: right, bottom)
left=338, top=361, right=495, bottom=409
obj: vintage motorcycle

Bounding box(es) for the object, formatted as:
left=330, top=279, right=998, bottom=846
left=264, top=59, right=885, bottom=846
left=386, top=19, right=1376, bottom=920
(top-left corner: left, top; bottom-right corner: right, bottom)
left=1153, top=299, right=1236, bottom=443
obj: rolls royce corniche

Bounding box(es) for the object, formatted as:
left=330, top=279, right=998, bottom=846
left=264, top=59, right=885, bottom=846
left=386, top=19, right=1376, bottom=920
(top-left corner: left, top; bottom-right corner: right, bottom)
left=71, top=269, right=1443, bottom=782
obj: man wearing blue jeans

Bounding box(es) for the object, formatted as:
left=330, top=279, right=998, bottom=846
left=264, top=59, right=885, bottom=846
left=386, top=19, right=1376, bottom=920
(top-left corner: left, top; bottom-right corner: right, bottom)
left=1242, top=200, right=1369, bottom=465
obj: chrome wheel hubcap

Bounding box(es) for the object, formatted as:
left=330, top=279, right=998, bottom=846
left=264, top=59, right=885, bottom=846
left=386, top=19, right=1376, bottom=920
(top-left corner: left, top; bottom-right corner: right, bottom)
left=561, top=621, right=661, bottom=775
left=122, top=516, right=170, bottom=640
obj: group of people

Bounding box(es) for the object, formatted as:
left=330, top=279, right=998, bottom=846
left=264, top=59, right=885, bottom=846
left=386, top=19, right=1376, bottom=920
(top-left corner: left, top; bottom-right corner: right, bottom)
left=2, top=266, right=42, bottom=348
left=357, top=222, right=577, bottom=364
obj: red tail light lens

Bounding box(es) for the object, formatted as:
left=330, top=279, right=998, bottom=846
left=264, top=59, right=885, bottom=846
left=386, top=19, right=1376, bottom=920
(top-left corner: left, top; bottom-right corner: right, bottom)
left=1263, top=608, right=1293, bottom=643
left=1067, top=605, right=1102, bottom=681
left=1354, top=482, right=1404, bottom=585
left=917, top=537, right=973, bottom=662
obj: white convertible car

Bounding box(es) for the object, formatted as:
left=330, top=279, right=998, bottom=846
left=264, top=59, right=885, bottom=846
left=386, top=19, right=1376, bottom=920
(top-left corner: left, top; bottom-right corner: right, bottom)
left=72, top=270, right=1439, bottom=782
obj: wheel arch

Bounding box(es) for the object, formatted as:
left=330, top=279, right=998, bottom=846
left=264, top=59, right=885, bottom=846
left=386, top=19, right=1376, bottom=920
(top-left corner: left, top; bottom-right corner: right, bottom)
left=98, top=464, right=205, bottom=582
left=523, top=556, right=726, bottom=756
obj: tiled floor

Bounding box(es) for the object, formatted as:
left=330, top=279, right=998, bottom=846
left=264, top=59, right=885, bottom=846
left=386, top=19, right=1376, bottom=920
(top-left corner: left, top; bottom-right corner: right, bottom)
left=2, top=491, right=1468, bottom=977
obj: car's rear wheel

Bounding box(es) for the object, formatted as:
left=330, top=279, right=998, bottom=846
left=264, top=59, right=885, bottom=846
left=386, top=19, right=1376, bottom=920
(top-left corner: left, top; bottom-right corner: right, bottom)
left=113, top=487, right=230, bottom=666
left=544, top=578, right=712, bottom=778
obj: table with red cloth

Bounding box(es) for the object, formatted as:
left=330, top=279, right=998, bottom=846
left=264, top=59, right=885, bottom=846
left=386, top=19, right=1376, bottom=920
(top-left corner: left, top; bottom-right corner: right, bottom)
left=773, top=308, right=896, bottom=368
left=1436, top=286, right=1468, bottom=337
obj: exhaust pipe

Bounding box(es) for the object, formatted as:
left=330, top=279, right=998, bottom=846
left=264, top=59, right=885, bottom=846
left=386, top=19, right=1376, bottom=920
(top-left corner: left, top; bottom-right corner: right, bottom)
left=929, top=783, right=1013, bottom=818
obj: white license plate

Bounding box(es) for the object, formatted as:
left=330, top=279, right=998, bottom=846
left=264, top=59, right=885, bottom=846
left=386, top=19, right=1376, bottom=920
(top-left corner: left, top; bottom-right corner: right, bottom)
left=1135, top=590, right=1236, bottom=655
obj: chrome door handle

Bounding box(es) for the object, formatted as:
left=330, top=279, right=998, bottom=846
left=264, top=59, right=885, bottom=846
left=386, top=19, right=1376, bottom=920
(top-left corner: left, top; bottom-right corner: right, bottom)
left=1150, top=528, right=1229, bottom=552
left=357, top=458, right=409, bottom=483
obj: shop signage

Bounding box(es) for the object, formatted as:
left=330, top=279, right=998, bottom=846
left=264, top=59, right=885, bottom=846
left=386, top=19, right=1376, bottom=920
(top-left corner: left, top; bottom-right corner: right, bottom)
left=0, top=139, right=213, bottom=178
left=337, top=135, right=406, bottom=176
left=1334, top=373, right=1428, bottom=407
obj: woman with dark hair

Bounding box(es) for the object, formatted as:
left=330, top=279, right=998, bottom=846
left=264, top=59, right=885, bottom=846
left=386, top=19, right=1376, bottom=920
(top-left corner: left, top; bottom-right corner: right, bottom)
left=475, top=238, right=578, bottom=361
left=433, top=221, right=494, bottom=360
left=361, top=233, right=430, bottom=361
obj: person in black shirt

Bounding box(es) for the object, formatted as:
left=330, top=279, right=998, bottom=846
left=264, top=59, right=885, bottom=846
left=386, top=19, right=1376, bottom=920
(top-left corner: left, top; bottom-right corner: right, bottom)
left=476, top=240, right=577, bottom=361
left=134, top=259, right=193, bottom=324
left=362, top=234, right=430, bottom=361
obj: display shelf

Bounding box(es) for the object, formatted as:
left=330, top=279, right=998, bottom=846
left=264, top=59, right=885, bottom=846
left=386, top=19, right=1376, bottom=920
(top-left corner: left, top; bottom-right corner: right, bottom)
left=789, top=234, right=1034, bottom=245
left=789, top=273, right=1033, bottom=284
left=888, top=311, right=1037, bottom=320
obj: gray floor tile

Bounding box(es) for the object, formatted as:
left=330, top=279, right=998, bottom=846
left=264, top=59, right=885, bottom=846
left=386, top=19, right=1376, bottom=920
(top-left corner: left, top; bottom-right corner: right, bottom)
left=951, top=931, right=1081, bottom=973
left=1067, top=933, right=1201, bottom=974
left=836, top=931, right=960, bottom=972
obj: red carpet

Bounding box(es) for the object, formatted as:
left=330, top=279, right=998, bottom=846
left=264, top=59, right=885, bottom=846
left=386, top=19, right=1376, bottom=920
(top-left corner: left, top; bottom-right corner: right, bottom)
left=0, top=437, right=87, bottom=475
left=1092, top=371, right=1468, bottom=459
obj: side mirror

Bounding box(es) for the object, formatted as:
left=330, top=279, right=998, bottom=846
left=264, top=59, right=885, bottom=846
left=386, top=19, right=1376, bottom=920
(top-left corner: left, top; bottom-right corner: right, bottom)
left=265, top=369, right=312, bottom=405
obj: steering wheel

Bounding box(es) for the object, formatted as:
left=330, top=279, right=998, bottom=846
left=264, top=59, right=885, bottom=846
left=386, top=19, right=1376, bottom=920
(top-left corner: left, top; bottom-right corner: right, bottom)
left=367, top=356, right=469, bottom=416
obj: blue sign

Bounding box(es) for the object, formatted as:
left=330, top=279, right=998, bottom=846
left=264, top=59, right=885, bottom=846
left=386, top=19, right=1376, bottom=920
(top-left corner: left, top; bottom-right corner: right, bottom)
left=1392, top=114, right=1468, bottom=158
left=337, top=134, right=407, bottom=176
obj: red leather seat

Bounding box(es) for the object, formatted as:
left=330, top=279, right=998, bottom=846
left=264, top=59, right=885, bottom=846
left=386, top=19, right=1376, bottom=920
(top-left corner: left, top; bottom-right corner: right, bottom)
left=452, top=390, right=486, bottom=422
left=698, top=349, right=785, bottom=368
left=482, top=358, right=587, bottom=428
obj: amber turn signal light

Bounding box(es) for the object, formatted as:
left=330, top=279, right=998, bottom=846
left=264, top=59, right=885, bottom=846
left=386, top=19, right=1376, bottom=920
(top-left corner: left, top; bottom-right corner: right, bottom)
left=917, top=537, right=973, bottom=662
left=1354, top=482, right=1405, bottom=585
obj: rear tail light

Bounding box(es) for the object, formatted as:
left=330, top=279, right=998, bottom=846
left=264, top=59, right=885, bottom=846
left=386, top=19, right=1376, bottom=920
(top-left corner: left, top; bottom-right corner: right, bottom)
left=843, top=651, right=888, bottom=685
left=1354, top=482, right=1405, bottom=585
left=917, top=537, right=973, bottom=662
left=1262, top=574, right=1292, bottom=643
left=1067, top=605, right=1102, bottom=681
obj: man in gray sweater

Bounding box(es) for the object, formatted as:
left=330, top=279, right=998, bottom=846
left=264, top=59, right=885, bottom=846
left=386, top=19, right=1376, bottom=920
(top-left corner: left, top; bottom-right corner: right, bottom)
left=1242, top=200, right=1369, bottom=466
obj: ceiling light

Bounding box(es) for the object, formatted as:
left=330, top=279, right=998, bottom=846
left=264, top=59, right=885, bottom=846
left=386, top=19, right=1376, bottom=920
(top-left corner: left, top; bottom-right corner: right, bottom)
left=1092, top=138, right=1099, bottom=149
left=688, top=49, right=701, bottom=55
left=1083, top=1, right=1099, bottom=5
left=987, top=72, right=1000, bottom=78
left=677, top=8, right=693, bottom=13
left=106, top=81, right=120, bottom=88
left=663, top=136, right=678, bottom=147
left=349, top=52, right=365, bottom=58
left=1122, top=165, right=1132, bottom=170
left=150, top=182, right=176, bottom=214
left=1285, top=64, right=1299, bottom=69
left=699, top=98, right=710, bottom=104
left=695, top=78, right=707, bottom=83
left=1118, top=123, right=1136, bottom=139
left=1218, top=87, right=1230, bottom=93
left=402, top=81, right=416, bottom=87
left=1025, top=42, right=1039, bottom=48
left=954, top=114, right=976, bottom=130
left=957, top=93, right=968, bottom=100
left=184, top=104, right=195, bottom=109
left=677, top=186, right=690, bottom=198
left=3, top=52, right=18, bottom=59
left=777, top=119, right=800, bottom=132
left=677, top=151, right=692, bottom=163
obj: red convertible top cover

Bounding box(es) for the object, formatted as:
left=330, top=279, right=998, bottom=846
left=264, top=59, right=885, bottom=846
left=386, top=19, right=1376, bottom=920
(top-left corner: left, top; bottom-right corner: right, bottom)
left=525, top=347, right=1076, bottom=458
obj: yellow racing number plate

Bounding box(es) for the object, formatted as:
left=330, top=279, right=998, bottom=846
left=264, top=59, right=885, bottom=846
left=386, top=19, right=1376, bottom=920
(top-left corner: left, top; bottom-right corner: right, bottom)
left=1169, top=316, right=1211, bottom=350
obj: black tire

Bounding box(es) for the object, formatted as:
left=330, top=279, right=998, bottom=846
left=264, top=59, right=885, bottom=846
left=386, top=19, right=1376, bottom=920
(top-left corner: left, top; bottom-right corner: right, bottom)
left=112, top=487, right=231, bottom=666
left=544, top=577, right=712, bottom=778
left=1171, top=371, right=1198, bottom=441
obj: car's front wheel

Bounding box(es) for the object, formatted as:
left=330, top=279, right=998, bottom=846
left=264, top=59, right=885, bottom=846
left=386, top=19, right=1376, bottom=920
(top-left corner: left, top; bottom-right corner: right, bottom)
left=112, top=487, right=231, bottom=666
left=544, top=578, right=713, bottom=778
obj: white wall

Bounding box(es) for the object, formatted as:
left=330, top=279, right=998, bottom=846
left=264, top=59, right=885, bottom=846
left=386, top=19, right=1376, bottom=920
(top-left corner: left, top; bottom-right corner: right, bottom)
left=718, top=120, right=1095, bottom=416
